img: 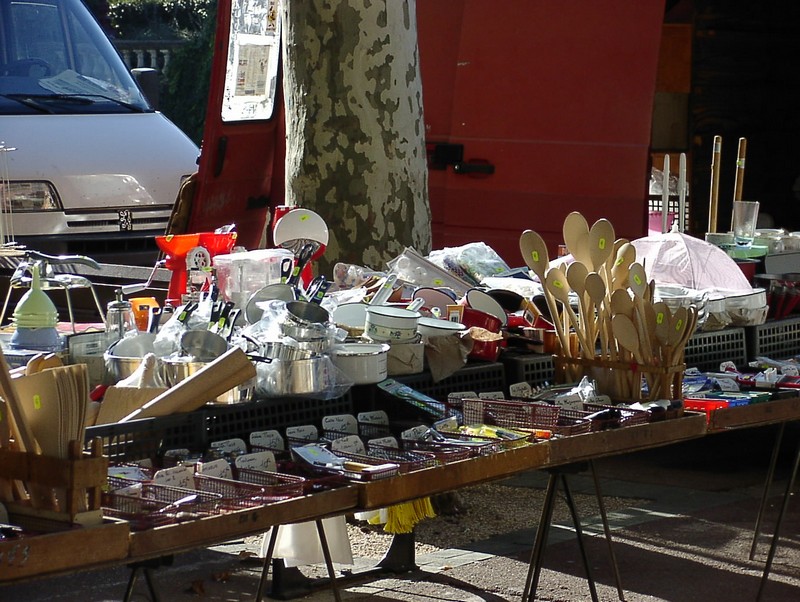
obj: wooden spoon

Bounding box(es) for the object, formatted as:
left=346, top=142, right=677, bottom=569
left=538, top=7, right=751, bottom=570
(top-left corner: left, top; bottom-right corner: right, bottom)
left=611, top=242, right=636, bottom=290
left=520, top=230, right=568, bottom=352
left=566, top=261, right=591, bottom=343
left=612, top=313, right=645, bottom=398
left=588, top=219, right=616, bottom=274
left=585, top=271, right=607, bottom=358
left=545, top=267, right=591, bottom=356
left=628, top=262, right=655, bottom=364
left=519, top=229, right=549, bottom=281
left=563, top=212, right=590, bottom=265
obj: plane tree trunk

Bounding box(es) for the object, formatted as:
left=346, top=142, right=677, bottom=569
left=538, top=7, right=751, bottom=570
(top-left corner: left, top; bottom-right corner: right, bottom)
left=281, top=0, right=431, bottom=274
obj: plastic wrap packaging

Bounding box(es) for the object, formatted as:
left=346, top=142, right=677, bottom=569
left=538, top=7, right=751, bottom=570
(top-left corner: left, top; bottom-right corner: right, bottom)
left=387, top=247, right=472, bottom=297
left=153, top=300, right=214, bottom=357
left=428, top=242, right=511, bottom=285
left=254, top=355, right=353, bottom=400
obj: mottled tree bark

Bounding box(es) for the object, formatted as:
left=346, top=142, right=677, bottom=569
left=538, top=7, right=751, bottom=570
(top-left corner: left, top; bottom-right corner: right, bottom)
left=281, top=0, right=431, bottom=274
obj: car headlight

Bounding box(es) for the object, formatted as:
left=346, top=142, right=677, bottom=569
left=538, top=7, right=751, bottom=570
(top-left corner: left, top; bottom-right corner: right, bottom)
left=2, top=181, right=62, bottom=211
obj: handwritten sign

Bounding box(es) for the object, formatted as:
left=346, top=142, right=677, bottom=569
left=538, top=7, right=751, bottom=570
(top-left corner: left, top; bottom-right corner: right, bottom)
left=235, top=451, right=276, bottom=472
left=331, top=434, right=365, bottom=455
left=210, top=438, right=247, bottom=455
left=196, top=458, right=232, bottom=479
left=153, top=464, right=194, bottom=489
left=250, top=430, right=284, bottom=451
left=368, top=436, right=398, bottom=449
left=322, top=414, right=358, bottom=435
left=401, top=425, right=429, bottom=441
left=358, top=410, right=389, bottom=425
left=286, top=424, right=318, bottom=442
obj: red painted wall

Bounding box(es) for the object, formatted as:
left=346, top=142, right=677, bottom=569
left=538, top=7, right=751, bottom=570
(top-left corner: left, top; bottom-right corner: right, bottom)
left=418, top=0, right=665, bottom=265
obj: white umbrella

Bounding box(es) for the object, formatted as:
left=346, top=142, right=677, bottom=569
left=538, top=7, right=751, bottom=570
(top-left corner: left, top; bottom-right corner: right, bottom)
left=631, top=232, right=752, bottom=293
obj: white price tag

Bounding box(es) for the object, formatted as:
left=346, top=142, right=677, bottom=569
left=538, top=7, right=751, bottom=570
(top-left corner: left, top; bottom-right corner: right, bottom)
left=153, top=465, right=194, bottom=489
left=235, top=451, right=276, bottom=472
left=716, top=377, right=740, bottom=392
left=358, top=410, right=389, bottom=425
left=369, top=436, right=398, bottom=449
left=210, top=438, right=247, bottom=455
left=509, top=382, right=533, bottom=398
left=322, top=414, right=358, bottom=435
left=286, top=425, right=318, bottom=442
left=479, top=391, right=505, bottom=400
left=331, top=434, right=365, bottom=454
left=401, top=425, right=430, bottom=441
left=250, top=430, right=284, bottom=451
left=197, top=458, right=232, bottom=479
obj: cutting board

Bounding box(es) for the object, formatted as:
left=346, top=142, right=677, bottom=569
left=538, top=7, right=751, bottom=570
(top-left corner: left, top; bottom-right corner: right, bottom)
left=95, top=387, right=167, bottom=424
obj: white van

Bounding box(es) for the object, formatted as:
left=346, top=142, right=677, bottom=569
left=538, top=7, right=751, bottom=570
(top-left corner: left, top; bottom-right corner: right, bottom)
left=0, top=0, right=199, bottom=264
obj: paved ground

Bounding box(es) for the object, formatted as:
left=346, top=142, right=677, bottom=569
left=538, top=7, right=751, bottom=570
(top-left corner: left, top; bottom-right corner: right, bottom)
left=1, top=425, right=798, bottom=602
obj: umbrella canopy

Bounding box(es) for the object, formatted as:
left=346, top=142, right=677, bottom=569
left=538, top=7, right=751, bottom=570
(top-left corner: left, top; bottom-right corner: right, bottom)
left=631, top=232, right=752, bottom=293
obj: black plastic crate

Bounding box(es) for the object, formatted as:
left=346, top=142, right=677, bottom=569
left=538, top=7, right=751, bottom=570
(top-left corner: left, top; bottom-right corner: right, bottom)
left=684, top=327, right=748, bottom=371
left=86, top=412, right=206, bottom=462
left=501, top=352, right=555, bottom=388
left=392, top=362, right=506, bottom=399
left=203, top=394, right=354, bottom=443
left=745, top=316, right=800, bottom=360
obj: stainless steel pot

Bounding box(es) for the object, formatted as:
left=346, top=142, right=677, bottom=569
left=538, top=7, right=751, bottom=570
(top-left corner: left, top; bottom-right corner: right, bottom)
left=281, top=320, right=329, bottom=341
left=161, top=357, right=253, bottom=403
left=268, top=356, right=331, bottom=395
left=285, top=300, right=330, bottom=326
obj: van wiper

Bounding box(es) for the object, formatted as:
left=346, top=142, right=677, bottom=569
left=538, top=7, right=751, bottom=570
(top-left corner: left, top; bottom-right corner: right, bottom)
left=3, top=93, right=146, bottom=113
left=1, top=93, right=55, bottom=113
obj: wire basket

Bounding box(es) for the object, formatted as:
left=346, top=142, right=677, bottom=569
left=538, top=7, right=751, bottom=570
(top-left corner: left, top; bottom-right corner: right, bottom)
left=398, top=439, right=472, bottom=465
left=235, top=468, right=307, bottom=499
left=273, top=460, right=352, bottom=493
left=103, top=482, right=222, bottom=530
left=193, top=474, right=275, bottom=509
left=552, top=408, right=593, bottom=436
left=358, top=445, right=438, bottom=473
left=461, top=398, right=560, bottom=430
left=583, top=403, right=650, bottom=430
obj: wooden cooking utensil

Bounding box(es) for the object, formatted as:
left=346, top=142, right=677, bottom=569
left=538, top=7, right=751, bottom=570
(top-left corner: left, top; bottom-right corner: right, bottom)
left=120, top=347, right=257, bottom=421
left=585, top=271, right=607, bottom=356
left=566, top=261, right=591, bottom=343
left=588, top=218, right=615, bottom=275
left=545, top=267, right=591, bottom=356
left=611, top=313, right=645, bottom=397
left=562, top=211, right=590, bottom=265
left=708, top=135, right=722, bottom=233
left=520, top=230, right=569, bottom=354
left=731, top=137, right=747, bottom=230
left=611, top=242, right=636, bottom=291
left=627, top=262, right=657, bottom=365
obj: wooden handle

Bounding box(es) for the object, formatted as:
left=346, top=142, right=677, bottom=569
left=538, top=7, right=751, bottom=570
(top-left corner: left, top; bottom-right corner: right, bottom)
left=120, top=347, right=256, bottom=421
left=731, top=137, right=747, bottom=230
left=708, top=135, right=722, bottom=233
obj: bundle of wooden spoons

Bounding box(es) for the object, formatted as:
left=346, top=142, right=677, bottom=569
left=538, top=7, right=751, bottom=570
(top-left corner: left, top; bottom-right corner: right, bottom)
left=519, top=212, right=698, bottom=401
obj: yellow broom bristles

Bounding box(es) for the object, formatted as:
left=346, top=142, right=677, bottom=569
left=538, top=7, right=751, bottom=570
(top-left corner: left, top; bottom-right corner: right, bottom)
left=383, top=496, right=437, bottom=534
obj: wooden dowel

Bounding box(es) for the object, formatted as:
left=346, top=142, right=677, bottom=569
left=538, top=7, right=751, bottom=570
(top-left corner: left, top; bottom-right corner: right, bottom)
left=708, top=135, right=722, bottom=233
left=731, top=137, right=747, bottom=230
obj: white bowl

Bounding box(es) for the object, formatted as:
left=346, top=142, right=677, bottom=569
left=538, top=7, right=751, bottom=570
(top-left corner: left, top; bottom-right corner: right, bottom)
left=365, top=305, right=421, bottom=342
left=417, top=316, right=466, bottom=338
left=331, top=342, right=390, bottom=384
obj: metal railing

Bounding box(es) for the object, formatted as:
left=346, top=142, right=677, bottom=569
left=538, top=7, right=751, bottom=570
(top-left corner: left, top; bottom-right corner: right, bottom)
left=113, top=40, right=187, bottom=75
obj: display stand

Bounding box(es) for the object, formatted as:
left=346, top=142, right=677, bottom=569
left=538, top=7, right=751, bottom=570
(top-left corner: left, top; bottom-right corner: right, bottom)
left=521, top=461, right=623, bottom=602
left=258, top=520, right=341, bottom=602
left=756, top=438, right=800, bottom=602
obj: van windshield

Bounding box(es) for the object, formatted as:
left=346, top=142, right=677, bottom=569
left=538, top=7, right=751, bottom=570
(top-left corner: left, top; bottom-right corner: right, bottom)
left=0, top=0, right=150, bottom=114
